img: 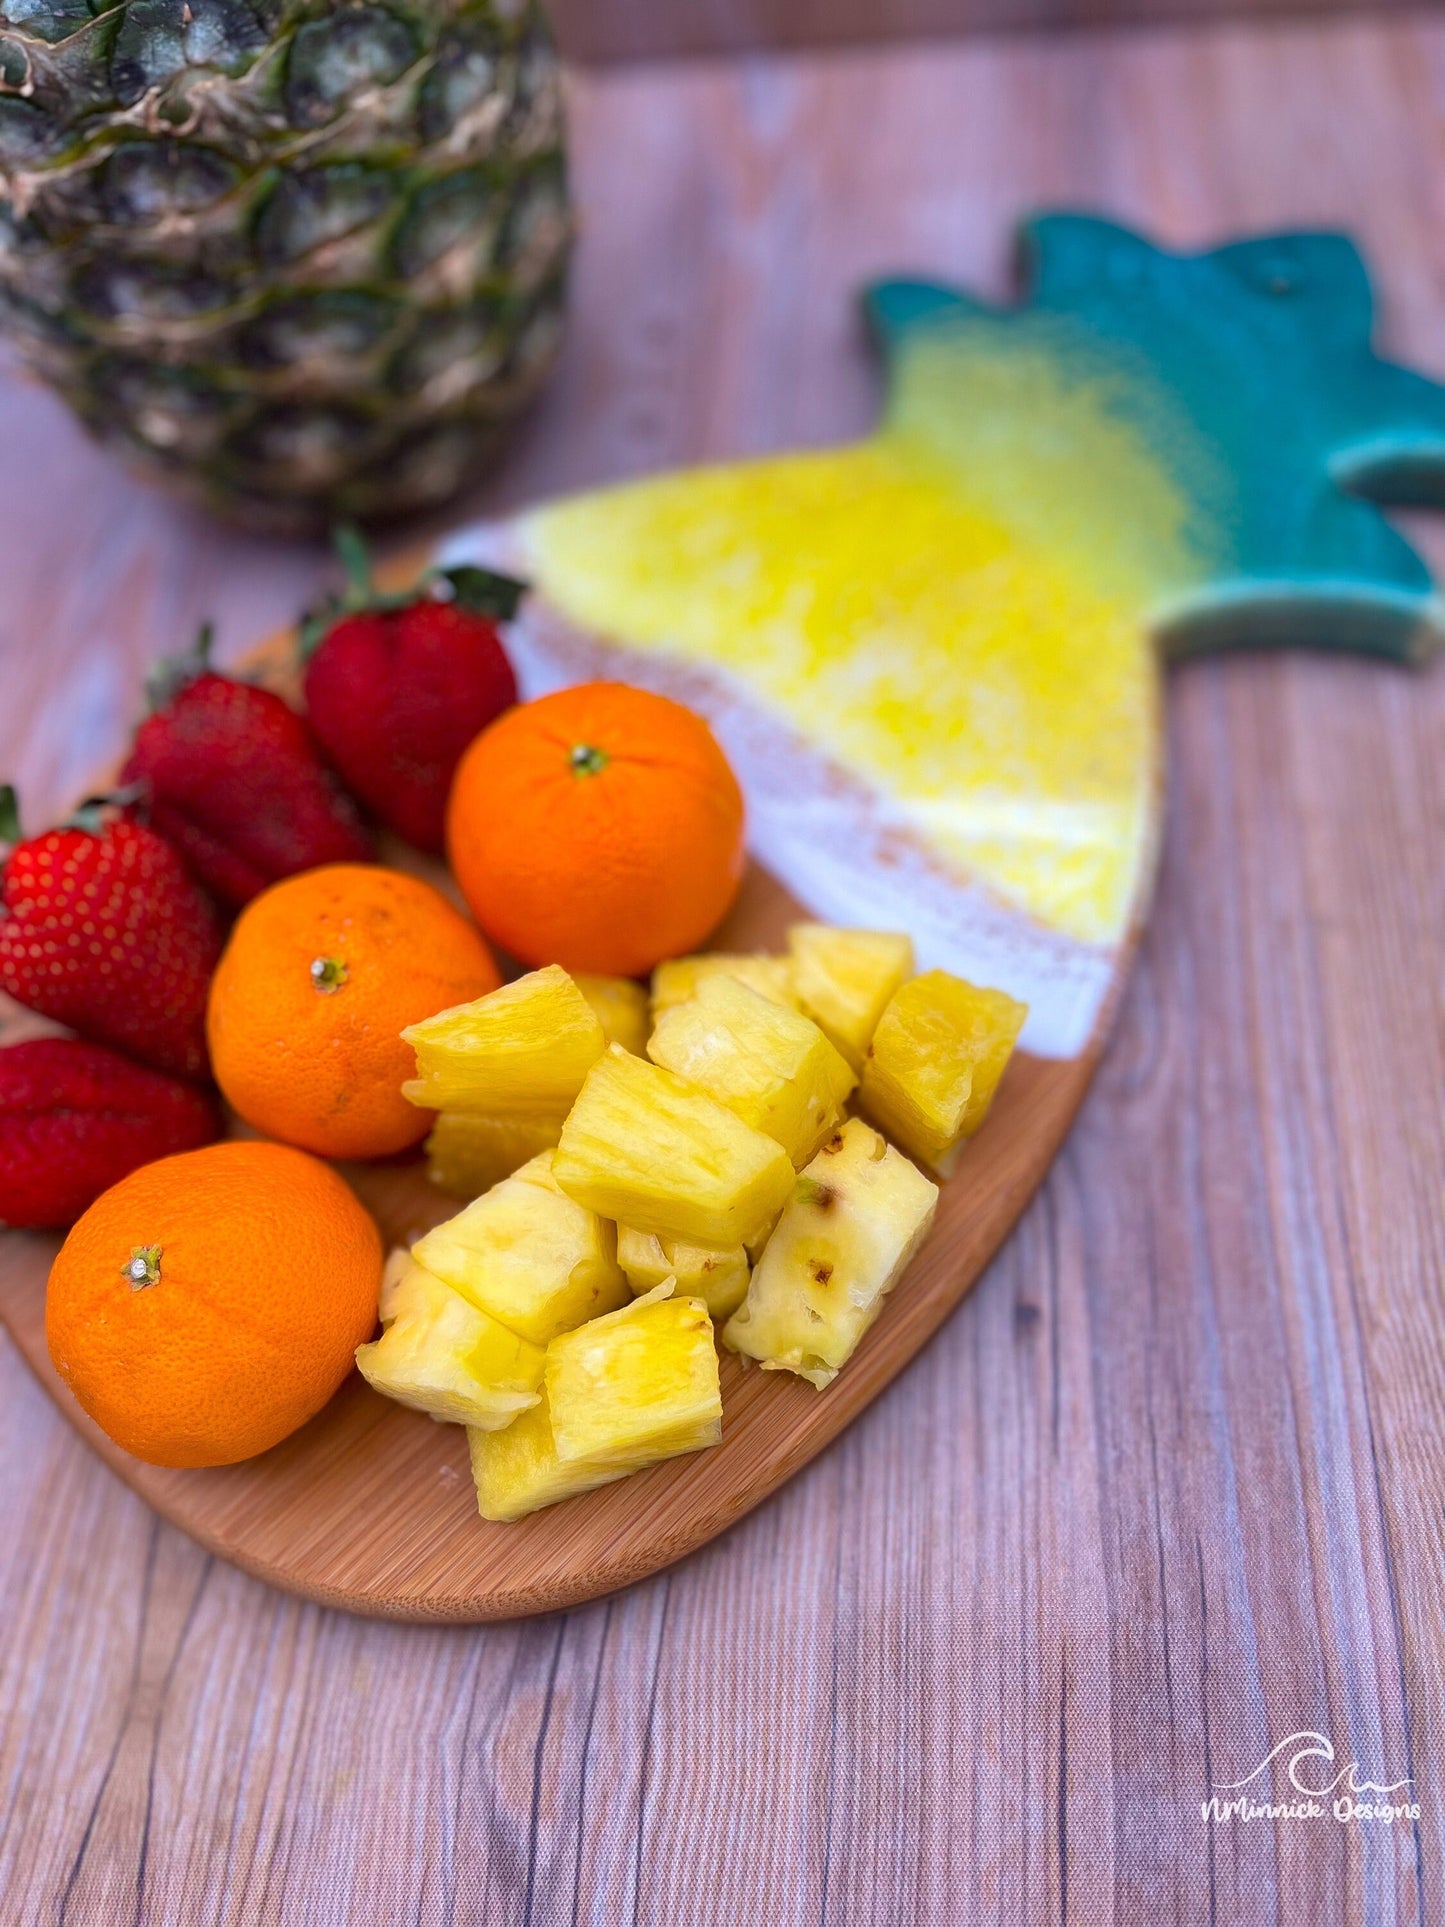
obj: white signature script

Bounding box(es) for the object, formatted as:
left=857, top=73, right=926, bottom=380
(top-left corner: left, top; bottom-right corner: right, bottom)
left=1203, top=1732, right=1419, bottom=1826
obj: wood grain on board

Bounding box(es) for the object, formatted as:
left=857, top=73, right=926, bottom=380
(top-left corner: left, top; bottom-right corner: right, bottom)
left=1, top=12, right=1443, bottom=1923
left=549, top=0, right=1427, bottom=64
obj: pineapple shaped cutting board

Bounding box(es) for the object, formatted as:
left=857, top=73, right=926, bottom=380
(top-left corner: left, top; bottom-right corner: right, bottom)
left=3, top=214, right=1443, bottom=1621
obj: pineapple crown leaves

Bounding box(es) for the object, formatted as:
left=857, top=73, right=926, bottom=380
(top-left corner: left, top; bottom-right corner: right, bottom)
left=863, top=213, right=1445, bottom=663
left=297, top=525, right=530, bottom=660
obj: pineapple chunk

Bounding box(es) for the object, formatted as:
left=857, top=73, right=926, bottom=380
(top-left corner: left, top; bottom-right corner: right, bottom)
left=554, top=1044, right=794, bottom=1249
left=546, top=1285, right=722, bottom=1469
left=425, top=1110, right=565, bottom=1199
left=574, top=973, right=650, bottom=1055
left=648, top=973, right=856, bottom=1167
left=860, top=969, right=1027, bottom=1170
left=468, top=1289, right=723, bottom=1521
left=651, top=952, right=799, bottom=1018
left=378, top=1244, right=424, bottom=1325
left=401, top=964, right=605, bottom=1116
left=412, top=1149, right=628, bottom=1346
left=469, top=1392, right=629, bottom=1522
left=617, top=1224, right=750, bottom=1321
left=788, top=924, right=915, bottom=1071
left=357, top=1254, right=544, bottom=1429
left=723, top=1118, right=938, bottom=1387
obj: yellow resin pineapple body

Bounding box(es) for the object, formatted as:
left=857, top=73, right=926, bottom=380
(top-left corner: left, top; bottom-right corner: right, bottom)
left=787, top=924, right=915, bottom=1070
left=860, top=970, right=1027, bottom=1170
left=356, top=1253, right=544, bottom=1429
left=617, top=1225, right=751, bottom=1320
left=412, top=1149, right=628, bottom=1346
left=648, top=973, right=856, bottom=1167
left=724, top=1118, right=938, bottom=1387
left=651, top=952, right=799, bottom=1019
left=402, top=964, right=605, bottom=1116
left=469, top=1287, right=722, bottom=1520
left=554, top=1044, right=795, bottom=1248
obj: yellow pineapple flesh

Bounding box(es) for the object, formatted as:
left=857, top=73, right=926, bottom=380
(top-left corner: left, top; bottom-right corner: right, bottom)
left=401, top=964, right=605, bottom=1116
left=647, top=973, right=856, bottom=1167
left=553, top=1044, right=795, bottom=1248
left=378, top=1244, right=425, bottom=1325
left=574, top=973, right=651, bottom=1055
left=787, top=924, right=915, bottom=1071
left=546, top=1286, right=722, bottom=1469
left=356, top=1253, right=544, bottom=1430
left=469, top=1288, right=723, bottom=1521
left=650, top=952, right=799, bottom=1019
left=860, top=969, right=1028, bottom=1170
left=723, top=1118, right=938, bottom=1387
left=616, top=1224, right=750, bottom=1321
left=412, top=1149, right=628, bottom=1346
left=425, top=1110, right=565, bottom=1200
left=469, top=1392, right=631, bottom=1523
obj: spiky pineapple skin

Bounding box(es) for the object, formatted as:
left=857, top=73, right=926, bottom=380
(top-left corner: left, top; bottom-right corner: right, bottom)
left=0, top=0, right=570, bottom=532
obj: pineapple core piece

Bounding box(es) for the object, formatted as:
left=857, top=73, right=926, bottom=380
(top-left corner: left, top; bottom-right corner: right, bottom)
left=617, top=1224, right=750, bottom=1321
left=574, top=973, right=650, bottom=1055
left=357, top=1253, right=544, bottom=1429
left=651, top=952, right=799, bottom=1018
left=554, top=1044, right=795, bottom=1249
left=412, top=1149, right=628, bottom=1346
left=648, top=974, right=856, bottom=1168
left=787, top=924, right=915, bottom=1071
left=723, top=1118, right=938, bottom=1387
left=401, top=964, right=605, bottom=1116
left=469, top=1288, right=723, bottom=1521
left=425, top=1110, right=565, bottom=1200
left=547, top=1286, right=722, bottom=1468
left=860, top=969, right=1028, bottom=1170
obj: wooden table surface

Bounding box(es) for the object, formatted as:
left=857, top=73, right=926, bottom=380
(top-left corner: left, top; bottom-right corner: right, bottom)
left=3, top=14, right=1444, bottom=1923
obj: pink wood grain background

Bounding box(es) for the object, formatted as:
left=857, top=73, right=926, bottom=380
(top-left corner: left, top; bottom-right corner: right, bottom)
left=1, top=12, right=1443, bottom=1922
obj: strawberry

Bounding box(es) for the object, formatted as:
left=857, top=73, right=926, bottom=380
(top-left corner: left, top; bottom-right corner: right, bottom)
left=119, top=625, right=373, bottom=908
left=301, top=531, right=523, bottom=853
left=0, top=1038, right=221, bottom=1228
left=0, top=790, right=221, bottom=1080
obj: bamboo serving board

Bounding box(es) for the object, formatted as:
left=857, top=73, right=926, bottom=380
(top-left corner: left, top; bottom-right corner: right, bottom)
left=3, top=212, right=1441, bottom=1621
left=0, top=847, right=1101, bottom=1622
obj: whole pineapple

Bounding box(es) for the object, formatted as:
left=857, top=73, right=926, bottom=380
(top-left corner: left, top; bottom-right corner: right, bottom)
left=0, top=0, right=571, bottom=532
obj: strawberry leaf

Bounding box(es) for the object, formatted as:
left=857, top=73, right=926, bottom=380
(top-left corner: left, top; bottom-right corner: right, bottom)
left=436, top=565, right=529, bottom=621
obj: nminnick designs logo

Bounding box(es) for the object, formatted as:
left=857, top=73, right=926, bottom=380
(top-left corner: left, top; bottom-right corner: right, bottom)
left=1203, top=1732, right=1420, bottom=1827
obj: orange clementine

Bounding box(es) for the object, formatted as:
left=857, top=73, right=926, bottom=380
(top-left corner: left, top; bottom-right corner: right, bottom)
left=447, top=682, right=746, bottom=976
left=207, top=864, right=500, bottom=1159
left=46, top=1139, right=382, bottom=1467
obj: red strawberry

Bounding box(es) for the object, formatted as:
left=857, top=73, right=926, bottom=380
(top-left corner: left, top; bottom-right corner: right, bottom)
left=120, top=625, right=373, bottom=908
left=301, top=532, right=522, bottom=853
left=0, top=1038, right=221, bottom=1228
left=0, top=790, right=221, bottom=1079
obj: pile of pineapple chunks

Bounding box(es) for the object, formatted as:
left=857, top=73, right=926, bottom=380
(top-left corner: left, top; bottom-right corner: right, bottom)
left=356, top=929, right=1027, bottom=1522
